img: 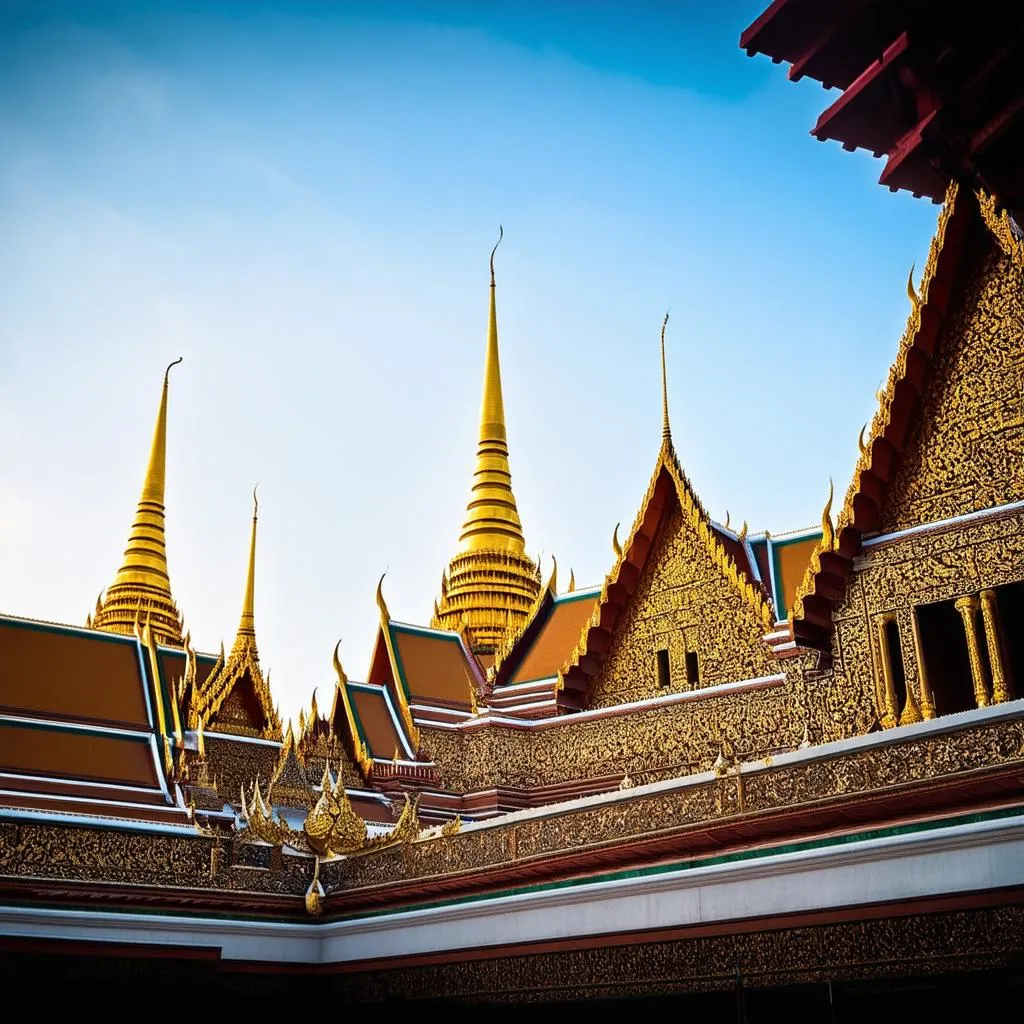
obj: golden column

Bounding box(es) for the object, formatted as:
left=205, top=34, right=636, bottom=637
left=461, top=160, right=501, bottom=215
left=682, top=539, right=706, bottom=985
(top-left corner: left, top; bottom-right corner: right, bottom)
left=954, top=595, right=990, bottom=708
left=875, top=613, right=901, bottom=727
left=909, top=609, right=937, bottom=720
left=979, top=589, right=1011, bottom=703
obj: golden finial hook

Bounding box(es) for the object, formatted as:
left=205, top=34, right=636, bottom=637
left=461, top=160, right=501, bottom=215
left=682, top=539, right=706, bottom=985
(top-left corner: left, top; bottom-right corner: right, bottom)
left=375, top=573, right=390, bottom=620
left=660, top=311, right=671, bottom=443
left=906, top=264, right=920, bottom=308
left=821, top=478, right=836, bottom=552
left=252, top=483, right=259, bottom=518
left=164, top=356, right=183, bottom=385
left=857, top=425, right=868, bottom=457
left=490, top=225, right=503, bottom=287
left=332, top=639, right=348, bottom=686
left=612, top=522, right=622, bottom=559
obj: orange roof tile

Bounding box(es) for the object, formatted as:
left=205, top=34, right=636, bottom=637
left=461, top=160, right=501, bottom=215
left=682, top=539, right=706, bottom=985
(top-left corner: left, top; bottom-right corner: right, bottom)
left=510, top=592, right=601, bottom=685
left=390, top=626, right=479, bottom=708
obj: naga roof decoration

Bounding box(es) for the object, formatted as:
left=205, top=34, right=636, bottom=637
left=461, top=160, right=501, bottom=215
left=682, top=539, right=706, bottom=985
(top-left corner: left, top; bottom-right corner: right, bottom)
left=789, top=181, right=971, bottom=649
left=432, top=227, right=541, bottom=654
left=91, top=359, right=185, bottom=648
left=556, top=317, right=774, bottom=710
left=190, top=492, right=282, bottom=739
left=369, top=576, right=421, bottom=749
left=330, top=642, right=373, bottom=776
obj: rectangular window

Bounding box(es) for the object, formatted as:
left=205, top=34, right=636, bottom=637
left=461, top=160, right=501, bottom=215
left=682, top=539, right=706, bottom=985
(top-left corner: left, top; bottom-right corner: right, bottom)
left=685, top=650, right=699, bottom=686
left=656, top=648, right=671, bottom=688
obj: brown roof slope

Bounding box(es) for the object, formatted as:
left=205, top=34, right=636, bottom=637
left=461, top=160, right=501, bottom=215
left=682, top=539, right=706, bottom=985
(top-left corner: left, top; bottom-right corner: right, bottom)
left=390, top=625, right=480, bottom=709
left=509, top=591, right=601, bottom=685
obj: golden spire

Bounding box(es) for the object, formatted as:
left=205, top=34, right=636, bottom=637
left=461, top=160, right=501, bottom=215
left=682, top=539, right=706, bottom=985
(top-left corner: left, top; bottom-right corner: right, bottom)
left=433, top=228, right=540, bottom=655
left=458, top=225, right=526, bottom=554
left=93, top=359, right=184, bottom=647
left=232, top=485, right=259, bottom=657
left=660, top=312, right=671, bottom=444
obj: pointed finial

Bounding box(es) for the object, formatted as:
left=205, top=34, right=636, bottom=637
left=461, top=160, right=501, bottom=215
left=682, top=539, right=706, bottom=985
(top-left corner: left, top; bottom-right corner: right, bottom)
left=232, top=485, right=260, bottom=653
left=548, top=554, right=558, bottom=596
left=907, top=264, right=921, bottom=308
left=375, top=573, right=390, bottom=621
left=660, top=311, right=671, bottom=443
left=489, top=224, right=503, bottom=287
left=568, top=568, right=576, bottom=593
left=724, top=510, right=731, bottom=531
left=164, top=356, right=183, bottom=385
left=821, top=478, right=835, bottom=552
left=738, top=521, right=748, bottom=543
left=612, top=523, right=622, bottom=559
left=332, top=639, right=349, bottom=687
left=858, top=424, right=868, bottom=457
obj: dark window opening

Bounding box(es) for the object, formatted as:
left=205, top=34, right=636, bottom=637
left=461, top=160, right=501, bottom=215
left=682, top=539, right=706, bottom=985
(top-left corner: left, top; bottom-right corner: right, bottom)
left=685, top=650, right=699, bottom=687
left=883, top=619, right=907, bottom=717
left=656, top=648, right=671, bottom=688
left=916, top=601, right=976, bottom=716
left=995, top=582, right=1024, bottom=694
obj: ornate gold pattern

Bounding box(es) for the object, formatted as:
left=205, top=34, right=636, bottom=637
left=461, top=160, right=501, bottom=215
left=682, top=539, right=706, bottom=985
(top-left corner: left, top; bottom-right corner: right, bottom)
left=433, top=228, right=541, bottom=652
left=92, top=359, right=185, bottom=647
left=977, top=187, right=1024, bottom=267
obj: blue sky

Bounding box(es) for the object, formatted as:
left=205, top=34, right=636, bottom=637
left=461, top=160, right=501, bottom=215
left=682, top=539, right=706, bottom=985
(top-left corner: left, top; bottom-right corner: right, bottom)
left=0, top=2, right=941, bottom=721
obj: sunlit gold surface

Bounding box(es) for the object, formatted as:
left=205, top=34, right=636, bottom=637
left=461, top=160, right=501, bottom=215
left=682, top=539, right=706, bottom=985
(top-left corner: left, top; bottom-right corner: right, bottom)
left=91, top=359, right=184, bottom=647
left=433, top=229, right=540, bottom=652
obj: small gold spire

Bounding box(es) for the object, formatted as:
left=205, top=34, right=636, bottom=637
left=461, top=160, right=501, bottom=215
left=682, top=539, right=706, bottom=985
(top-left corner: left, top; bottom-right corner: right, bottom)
left=660, top=312, right=671, bottom=444
left=738, top=521, right=749, bottom=543
left=568, top=568, right=576, bottom=593
left=858, top=424, right=868, bottom=457
left=376, top=573, right=390, bottom=621
left=93, top=359, right=184, bottom=647
left=724, top=510, right=731, bottom=531
left=459, top=224, right=526, bottom=555
left=231, top=485, right=259, bottom=658
left=612, top=523, right=622, bottom=559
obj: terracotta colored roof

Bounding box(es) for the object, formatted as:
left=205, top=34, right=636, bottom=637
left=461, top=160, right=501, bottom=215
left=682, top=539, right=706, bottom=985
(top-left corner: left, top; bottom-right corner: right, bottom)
left=557, top=441, right=774, bottom=711
left=390, top=625, right=479, bottom=709
left=0, top=614, right=187, bottom=825
left=509, top=591, right=601, bottom=685
left=2, top=617, right=150, bottom=730
left=768, top=533, right=821, bottom=620
left=791, top=183, right=975, bottom=648
left=348, top=684, right=409, bottom=761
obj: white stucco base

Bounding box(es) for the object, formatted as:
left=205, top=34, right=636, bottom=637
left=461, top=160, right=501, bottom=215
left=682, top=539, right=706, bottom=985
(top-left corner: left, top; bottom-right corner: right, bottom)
left=2, top=812, right=1022, bottom=965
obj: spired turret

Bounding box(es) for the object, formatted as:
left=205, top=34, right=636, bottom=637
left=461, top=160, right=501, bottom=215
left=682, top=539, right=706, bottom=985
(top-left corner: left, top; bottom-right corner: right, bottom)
left=91, top=360, right=184, bottom=647
left=432, top=229, right=540, bottom=657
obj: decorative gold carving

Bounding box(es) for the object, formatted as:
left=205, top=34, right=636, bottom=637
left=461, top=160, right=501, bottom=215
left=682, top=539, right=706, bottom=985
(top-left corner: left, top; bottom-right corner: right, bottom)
left=330, top=641, right=373, bottom=775
left=92, top=359, right=185, bottom=647
left=977, top=187, right=1024, bottom=267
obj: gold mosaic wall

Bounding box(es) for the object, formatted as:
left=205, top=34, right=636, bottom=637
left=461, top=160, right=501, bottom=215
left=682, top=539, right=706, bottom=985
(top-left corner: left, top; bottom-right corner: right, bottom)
left=826, top=235, right=1024, bottom=733
left=880, top=244, right=1024, bottom=533
left=590, top=505, right=777, bottom=708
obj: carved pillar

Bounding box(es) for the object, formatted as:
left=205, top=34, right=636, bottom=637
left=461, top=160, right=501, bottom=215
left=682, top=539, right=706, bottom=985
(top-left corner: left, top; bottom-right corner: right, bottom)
left=875, top=614, right=901, bottom=728
left=979, top=589, right=1011, bottom=703
left=909, top=608, right=936, bottom=720
left=954, top=595, right=990, bottom=708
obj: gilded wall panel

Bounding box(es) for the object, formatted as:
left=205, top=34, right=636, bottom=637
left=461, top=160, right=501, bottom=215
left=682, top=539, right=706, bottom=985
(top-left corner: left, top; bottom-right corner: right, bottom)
left=589, top=507, right=776, bottom=709
left=880, top=246, right=1024, bottom=533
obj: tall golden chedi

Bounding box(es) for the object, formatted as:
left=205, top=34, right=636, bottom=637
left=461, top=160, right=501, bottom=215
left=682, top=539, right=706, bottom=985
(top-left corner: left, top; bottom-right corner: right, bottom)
left=432, top=229, right=540, bottom=659
left=89, top=358, right=184, bottom=647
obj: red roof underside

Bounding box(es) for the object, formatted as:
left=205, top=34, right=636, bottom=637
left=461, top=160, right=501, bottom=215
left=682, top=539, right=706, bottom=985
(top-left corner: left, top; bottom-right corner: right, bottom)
left=740, top=1, right=1024, bottom=213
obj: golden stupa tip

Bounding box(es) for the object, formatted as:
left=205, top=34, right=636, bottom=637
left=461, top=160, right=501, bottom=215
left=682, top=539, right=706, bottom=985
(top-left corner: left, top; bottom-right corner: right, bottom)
left=660, top=311, right=671, bottom=444
left=489, top=225, right=503, bottom=287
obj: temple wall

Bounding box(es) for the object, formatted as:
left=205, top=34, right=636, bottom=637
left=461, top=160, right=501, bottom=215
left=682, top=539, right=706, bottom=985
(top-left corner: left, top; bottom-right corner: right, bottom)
left=421, top=671, right=812, bottom=792
left=824, top=237, right=1024, bottom=734
left=589, top=507, right=777, bottom=709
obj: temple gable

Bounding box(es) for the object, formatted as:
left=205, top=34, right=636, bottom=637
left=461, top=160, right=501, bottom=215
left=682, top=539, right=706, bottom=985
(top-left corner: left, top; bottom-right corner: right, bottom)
left=590, top=492, right=776, bottom=709
left=879, top=237, right=1024, bottom=533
